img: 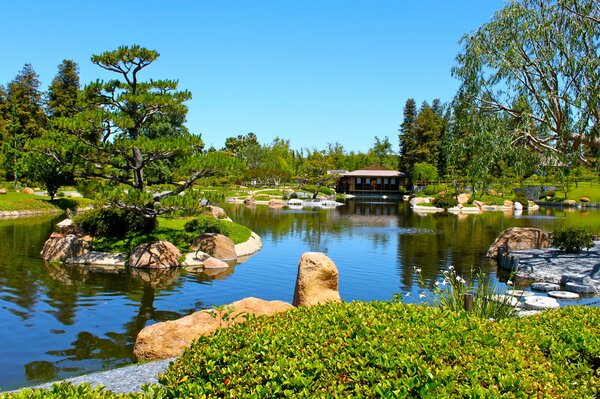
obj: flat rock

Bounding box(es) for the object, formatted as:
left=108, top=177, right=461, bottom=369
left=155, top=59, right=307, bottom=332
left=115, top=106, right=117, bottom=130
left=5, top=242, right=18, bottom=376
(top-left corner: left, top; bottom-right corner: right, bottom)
left=67, top=251, right=127, bottom=266
left=487, top=294, right=521, bottom=308
left=234, top=232, right=263, bottom=257
left=524, top=296, right=560, bottom=310
left=547, top=291, right=580, bottom=300
left=531, top=282, right=561, bottom=292
left=56, top=218, right=72, bottom=227
left=565, top=282, right=597, bottom=294
left=506, top=290, right=536, bottom=297
left=181, top=251, right=210, bottom=266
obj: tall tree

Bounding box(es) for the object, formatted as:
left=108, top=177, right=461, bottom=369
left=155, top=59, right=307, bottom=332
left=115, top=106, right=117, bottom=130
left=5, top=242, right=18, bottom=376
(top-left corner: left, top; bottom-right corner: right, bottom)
left=398, top=98, right=417, bottom=173
left=47, top=60, right=80, bottom=118
left=2, top=64, right=46, bottom=183
left=38, top=46, right=232, bottom=219
left=370, top=136, right=397, bottom=170
left=453, top=0, right=600, bottom=164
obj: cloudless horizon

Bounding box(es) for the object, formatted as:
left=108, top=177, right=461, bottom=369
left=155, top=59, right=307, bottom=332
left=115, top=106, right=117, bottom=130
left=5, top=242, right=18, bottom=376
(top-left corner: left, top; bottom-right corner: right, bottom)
left=1, top=1, right=504, bottom=153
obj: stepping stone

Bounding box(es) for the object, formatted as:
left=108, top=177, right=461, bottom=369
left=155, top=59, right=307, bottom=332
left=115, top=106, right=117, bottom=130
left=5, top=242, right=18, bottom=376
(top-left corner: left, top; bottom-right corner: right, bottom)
left=487, top=295, right=521, bottom=308
left=547, top=291, right=580, bottom=300
left=524, top=296, right=560, bottom=310
left=518, top=310, right=541, bottom=317
left=506, top=290, right=536, bottom=298
left=565, top=282, right=597, bottom=294
left=531, top=282, right=560, bottom=292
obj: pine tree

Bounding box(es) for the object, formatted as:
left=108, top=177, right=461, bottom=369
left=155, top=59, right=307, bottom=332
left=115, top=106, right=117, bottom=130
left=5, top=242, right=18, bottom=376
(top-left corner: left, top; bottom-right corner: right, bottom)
left=398, top=98, right=417, bottom=173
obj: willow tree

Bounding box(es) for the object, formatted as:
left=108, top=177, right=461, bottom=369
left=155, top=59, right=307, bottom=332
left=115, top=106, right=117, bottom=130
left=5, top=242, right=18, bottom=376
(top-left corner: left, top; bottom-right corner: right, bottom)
left=453, top=0, right=600, bottom=165
left=39, top=46, right=236, bottom=219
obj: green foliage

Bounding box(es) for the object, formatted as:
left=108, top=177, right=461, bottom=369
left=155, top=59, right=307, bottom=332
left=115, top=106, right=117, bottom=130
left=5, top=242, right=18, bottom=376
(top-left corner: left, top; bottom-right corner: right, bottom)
left=512, top=192, right=529, bottom=209
left=2, top=381, right=135, bottom=398
left=73, top=208, right=156, bottom=239
left=539, top=190, right=556, bottom=199
left=412, top=162, right=438, bottom=184
left=184, top=215, right=226, bottom=235
left=432, top=194, right=458, bottom=210
left=156, top=303, right=599, bottom=398
left=551, top=227, right=595, bottom=253
left=0, top=192, right=58, bottom=212
left=422, top=184, right=442, bottom=196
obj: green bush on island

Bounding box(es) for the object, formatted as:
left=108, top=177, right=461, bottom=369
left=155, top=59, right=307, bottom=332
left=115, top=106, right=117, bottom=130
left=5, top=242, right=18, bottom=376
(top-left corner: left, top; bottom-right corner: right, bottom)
left=73, top=208, right=156, bottom=239
left=551, top=227, right=595, bottom=254
left=422, top=184, right=442, bottom=196
left=512, top=192, right=529, bottom=208
left=432, top=194, right=458, bottom=210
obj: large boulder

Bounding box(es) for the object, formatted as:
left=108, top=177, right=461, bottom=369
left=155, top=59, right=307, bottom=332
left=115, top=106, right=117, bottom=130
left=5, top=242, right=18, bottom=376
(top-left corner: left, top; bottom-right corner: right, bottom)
left=409, top=197, right=430, bottom=206
left=134, top=297, right=293, bottom=360
left=21, top=187, right=34, bottom=195
left=207, top=205, right=227, bottom=219
left=0, top=188, right=6, bottom=195
left=40, top=233, right=92, bottom=261
left=191, top=233, right=236, bottom=261
left=129, top=241, right=181, bottom=269
left=485, top=227, right=549, bottom=258
left=292, top=252, right=342, bottom=307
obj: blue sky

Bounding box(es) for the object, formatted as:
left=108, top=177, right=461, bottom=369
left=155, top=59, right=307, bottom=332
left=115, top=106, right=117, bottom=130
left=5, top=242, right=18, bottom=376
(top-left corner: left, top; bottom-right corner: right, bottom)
left=1, top=1, right=504, bottom=152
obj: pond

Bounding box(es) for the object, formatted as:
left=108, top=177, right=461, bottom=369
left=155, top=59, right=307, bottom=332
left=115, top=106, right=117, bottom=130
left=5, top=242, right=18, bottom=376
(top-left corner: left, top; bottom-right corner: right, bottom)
left=0, top=200, right=599, bottom=391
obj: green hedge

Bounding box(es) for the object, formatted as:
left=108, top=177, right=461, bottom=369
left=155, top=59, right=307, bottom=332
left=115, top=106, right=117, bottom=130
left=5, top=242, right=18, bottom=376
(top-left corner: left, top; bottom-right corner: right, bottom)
left=5, top=304, right=598, bottom=398
left=158, top=303, right=599, bottom=398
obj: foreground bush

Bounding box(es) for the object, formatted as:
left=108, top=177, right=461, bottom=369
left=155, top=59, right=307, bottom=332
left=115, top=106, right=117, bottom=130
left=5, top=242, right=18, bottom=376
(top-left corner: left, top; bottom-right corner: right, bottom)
left=73, top=208, right=156, bottom=239
left=158, top=303, right=598, bottom=398
left=551, top=227, right=595, bottom=253
left=5, top=304, right=598, bottom=398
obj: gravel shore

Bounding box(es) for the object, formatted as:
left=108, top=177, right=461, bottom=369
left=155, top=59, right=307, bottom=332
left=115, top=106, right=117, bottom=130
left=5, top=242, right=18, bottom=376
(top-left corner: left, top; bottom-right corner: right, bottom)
left=13, top=358, right=174, bottom=394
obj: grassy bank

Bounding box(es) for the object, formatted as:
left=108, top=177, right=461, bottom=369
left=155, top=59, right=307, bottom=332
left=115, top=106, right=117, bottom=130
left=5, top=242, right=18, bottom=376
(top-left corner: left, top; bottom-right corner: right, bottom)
left=5, top=302, right=598, bottom=398
left=0, top=192, right=93, bottom=213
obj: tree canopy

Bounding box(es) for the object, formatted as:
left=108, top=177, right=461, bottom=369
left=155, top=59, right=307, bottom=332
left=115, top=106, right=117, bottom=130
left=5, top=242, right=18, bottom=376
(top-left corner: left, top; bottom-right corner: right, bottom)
left=453, top=0, right=600, bottom=165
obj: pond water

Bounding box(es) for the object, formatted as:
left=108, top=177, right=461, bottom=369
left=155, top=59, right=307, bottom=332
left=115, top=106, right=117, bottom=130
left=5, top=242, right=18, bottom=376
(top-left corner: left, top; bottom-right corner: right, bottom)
left=0, top=200, right=599, bottom=391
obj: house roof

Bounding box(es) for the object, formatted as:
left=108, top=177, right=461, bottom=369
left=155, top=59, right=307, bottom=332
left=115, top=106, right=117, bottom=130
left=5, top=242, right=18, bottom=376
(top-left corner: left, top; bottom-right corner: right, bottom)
left=344, top=166, right=405, bottom=177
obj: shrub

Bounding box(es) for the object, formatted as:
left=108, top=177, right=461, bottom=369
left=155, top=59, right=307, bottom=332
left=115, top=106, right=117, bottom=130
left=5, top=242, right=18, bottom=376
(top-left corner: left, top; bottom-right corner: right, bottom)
left=253, top=194, right=270, bottom=201
left=513, top=191, right=529, bottom=208
left=72, top=207, right=156, bottom=239
left=539, top=190, right=556, bottom=200
left=551, top=227, right=595, bottom=253
left=184, top=215, right=228, bottom=235
left=432, top=194, right=458, bottom=210
left=423, top=184, right=441, bottom=196
left=318, top=186, right=333, bottom=196
left=157, top=303, right=599, bottom=398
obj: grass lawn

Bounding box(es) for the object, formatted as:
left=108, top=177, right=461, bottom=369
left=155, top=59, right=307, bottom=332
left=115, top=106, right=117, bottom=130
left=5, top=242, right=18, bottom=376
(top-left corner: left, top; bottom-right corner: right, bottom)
left=0, top=192, right=94, bottom=212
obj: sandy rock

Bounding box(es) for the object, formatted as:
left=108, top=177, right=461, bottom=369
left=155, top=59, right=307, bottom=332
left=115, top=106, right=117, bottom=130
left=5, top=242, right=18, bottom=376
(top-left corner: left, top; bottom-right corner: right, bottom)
left=133, top=297, right=293, bottom=360
left=579, top=197, right=590, bottom=203
left=485, top=227, right=549, bottom=258
left=409, top=197, right=431, bottom=206
left=235, top=232, right=263, bottom=258
left=203, top=257, right=229, bottom=269
left=293, top=252, right=341, bottom=307
left=21, top=187, right=34, bottom=195
left=268, top=199, right=287, bottom=208
left=243, top=198, right=255, bottom=206
left=40, top=234, right=92, bottom=261
left=191, top=233, right=236, bottom=261
left=0, top=188, right=6, bottom=195
left=457, top=194, right=470, bottom=205
left=207, top=205, right=227, bottom=219
left=129, top=241, right=181, bottom=269
left=563, top=199, right=577, bottom=207
left=182, top=251, right=210, bottom=267
left=503, top=200, right=514, bottom=207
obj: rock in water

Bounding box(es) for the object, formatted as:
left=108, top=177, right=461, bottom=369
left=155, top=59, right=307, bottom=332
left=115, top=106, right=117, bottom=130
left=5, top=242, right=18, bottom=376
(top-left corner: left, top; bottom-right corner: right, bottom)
left=486, top=227, right=549, bottom=258
left=292, top=252, right=342, bottom=307
left=40, top=234, right=92, bottom=261
left=129, top=241, right=181, bottom=269
left=524, top=296, right=560, bottom=310
left=133, top=297, right=293, bottom=360
left=191, top=233, right=237, bottom=261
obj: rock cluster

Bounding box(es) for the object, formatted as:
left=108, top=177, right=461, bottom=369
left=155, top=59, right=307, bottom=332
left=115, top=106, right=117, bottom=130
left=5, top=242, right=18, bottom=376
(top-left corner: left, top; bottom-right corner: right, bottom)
left=134, top=251, right=343, bottom=360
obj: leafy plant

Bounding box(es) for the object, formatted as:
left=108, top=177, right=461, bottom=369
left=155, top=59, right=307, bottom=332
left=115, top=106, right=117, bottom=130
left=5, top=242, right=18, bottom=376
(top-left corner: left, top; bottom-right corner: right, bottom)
left=184, top=215, right=228, bottom=235
left=72, top=207, right=156, bottom=239
left=551, top=227, right=595, bottom=253
left=432, top=194, right=458, bottom=210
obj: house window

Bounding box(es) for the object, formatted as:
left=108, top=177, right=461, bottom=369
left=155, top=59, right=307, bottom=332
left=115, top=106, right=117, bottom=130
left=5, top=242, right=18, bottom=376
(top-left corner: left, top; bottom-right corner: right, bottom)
left=384, top=178, right=389, bottom=184
left=356, top=178, right=361, bottom=184
left=365, top=178, right=370, bottom=184
left=377, top=178, right=381, bottom=184
left=391, top=178, right=396, bottom=184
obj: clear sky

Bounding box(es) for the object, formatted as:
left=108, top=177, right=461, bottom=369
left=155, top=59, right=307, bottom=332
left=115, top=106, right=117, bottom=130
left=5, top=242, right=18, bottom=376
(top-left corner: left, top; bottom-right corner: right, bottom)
left=1, top=1, right=504, bottom=152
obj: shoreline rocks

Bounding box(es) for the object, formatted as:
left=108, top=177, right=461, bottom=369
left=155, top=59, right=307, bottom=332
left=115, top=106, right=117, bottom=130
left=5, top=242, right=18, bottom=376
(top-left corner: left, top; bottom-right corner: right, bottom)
left=486, top=227, right=549, bottom=258
left=293, top=252, right=342, bottom=307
